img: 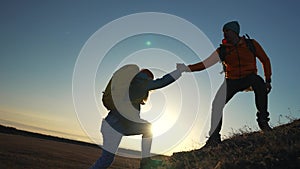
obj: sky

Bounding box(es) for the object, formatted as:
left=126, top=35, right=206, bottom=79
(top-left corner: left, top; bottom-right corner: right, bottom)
left=1, top=0, right=300, bottom=156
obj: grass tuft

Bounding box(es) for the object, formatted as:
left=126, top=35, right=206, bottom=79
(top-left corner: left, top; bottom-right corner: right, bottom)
left=166, top=119, right=300, bottom=169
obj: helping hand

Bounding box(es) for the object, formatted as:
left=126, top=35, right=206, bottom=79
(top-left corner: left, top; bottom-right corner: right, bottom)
left=176, top=63, right=190, bottom=72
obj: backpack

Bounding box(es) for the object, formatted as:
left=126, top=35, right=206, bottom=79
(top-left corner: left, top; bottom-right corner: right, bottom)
left=218, top=34, right=256, bottom=73
left=102, top=64, right=140, bottom=110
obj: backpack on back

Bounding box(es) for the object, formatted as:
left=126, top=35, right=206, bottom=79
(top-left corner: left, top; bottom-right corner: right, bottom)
left=102, top=64, right=140, bottom=110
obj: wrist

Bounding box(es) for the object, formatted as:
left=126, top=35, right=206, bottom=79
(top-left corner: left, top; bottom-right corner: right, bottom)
left=187, top=65, right=193, bottom=72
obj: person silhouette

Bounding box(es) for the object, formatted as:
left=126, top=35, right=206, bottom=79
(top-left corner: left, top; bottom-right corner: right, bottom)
left=90, top=65, right=185, bottom=169
left=178, top=21, right=272, bottom=146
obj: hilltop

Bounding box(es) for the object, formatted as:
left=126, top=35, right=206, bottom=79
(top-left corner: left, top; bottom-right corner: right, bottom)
left=0, top=120, right=299, bottom=168
left=165, top=119, right=300, bottom=169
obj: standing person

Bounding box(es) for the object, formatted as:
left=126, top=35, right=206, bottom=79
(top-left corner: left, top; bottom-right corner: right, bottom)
left=90, top=65, right=184, bottom=169
left=178, top=21, right=272, bottom=146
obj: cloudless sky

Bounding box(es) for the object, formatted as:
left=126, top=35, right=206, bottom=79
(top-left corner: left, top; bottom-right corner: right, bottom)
left=1, top=0, right=300, bottom=155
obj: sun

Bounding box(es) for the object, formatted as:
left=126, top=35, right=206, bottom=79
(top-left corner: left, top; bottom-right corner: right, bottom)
left=139, top=91, right=181, bottom=137
left=150, top=109, right=177, bottom=137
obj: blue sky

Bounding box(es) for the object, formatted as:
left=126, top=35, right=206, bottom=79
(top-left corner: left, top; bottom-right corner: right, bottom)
left=1, top=0, right=300, bottom=155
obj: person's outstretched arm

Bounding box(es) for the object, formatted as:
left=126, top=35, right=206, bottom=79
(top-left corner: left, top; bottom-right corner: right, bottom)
left=188, top=50, right=220, bottom=72
left=146, top=69, right=182, bottom=90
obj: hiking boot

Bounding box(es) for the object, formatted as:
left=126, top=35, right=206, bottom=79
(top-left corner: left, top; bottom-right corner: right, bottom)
left=204, top=134, right=221, bottom=147
left=256, top=112, right=272, bottom=132
left=140, top=158, right=162, bottom=169
left=258, top=120, right=272, bottom=132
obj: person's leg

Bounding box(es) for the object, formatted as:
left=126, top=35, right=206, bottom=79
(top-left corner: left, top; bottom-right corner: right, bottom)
left=140, top=136, right=162, bottom=169
left=141, top=132, right=152, bottom=158
left=123, top=121, right=152, bottom=157
left=140, top=125, right=158, bottom=169
left=207, top=80, right=238, bottom=146
left=89, top=149, right=115, bottom=169
left=208, top=81, right=226, bottom=138
left=121, top=121, right=161, bottom=168
left=250, top=75, right=272, bottom=131
left=90, top=120, right=123, bottom=169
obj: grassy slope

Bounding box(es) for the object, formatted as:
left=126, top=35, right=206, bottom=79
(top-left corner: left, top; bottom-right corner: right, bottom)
left=1, top=120, right=299, bottom=169
left=166, top=119, right=300, bottom=169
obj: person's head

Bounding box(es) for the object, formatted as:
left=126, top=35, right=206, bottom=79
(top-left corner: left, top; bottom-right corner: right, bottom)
left=223, top=21, right=240, bottom=35
left=222, top=21, right=240, bottom=44
left=140, top=69, right=154, bottom=79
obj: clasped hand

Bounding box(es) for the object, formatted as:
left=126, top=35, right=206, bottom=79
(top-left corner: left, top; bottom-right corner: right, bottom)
left=176, top=63, right=190, bottom=72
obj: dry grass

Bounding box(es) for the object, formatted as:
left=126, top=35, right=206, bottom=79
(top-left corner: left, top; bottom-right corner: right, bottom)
left=169, top=119, right=300, bottom=169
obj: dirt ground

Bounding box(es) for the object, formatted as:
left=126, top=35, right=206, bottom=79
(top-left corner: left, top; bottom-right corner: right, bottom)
left=0, top=133, right=141, bottom=169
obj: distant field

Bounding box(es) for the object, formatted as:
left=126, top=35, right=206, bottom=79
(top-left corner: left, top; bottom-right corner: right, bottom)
left=0, top=133, right=141, bottom=169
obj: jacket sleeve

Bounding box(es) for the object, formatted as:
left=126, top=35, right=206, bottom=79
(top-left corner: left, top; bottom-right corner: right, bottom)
left=253, top=40, right=272, bottom=82
left=146, top=69, right=182, bottom=90
left=188, top=50, right=220, bottom=72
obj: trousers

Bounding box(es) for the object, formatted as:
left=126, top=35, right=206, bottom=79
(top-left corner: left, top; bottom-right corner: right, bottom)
left=89, top=110, right=152, bottom=169
left=209, top=74, right=270, bottom=137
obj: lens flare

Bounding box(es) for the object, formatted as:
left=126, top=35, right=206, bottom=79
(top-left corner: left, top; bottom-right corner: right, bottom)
left=146, top=40, right=152, bottom=46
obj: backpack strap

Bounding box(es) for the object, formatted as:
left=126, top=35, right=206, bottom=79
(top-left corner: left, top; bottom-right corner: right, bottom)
left=218, top=44, right=227, bottom=62
left=218, top=44, right=227, bottom=74
left=244, top=34, right=256, bottom=57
